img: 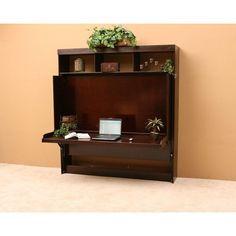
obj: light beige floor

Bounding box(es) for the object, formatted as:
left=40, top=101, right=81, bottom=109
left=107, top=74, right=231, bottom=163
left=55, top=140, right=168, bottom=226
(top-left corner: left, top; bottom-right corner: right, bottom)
left=0, top=163, right=236, bottom=212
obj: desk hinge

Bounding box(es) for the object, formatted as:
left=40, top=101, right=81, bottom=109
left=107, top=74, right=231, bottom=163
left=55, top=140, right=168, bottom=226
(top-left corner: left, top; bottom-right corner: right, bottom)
left=170, top=153, right=174, bottom=160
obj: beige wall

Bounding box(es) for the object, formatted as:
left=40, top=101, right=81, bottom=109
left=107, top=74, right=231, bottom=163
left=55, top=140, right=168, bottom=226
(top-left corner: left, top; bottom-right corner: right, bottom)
left=1, top=24, right=236, bottom=180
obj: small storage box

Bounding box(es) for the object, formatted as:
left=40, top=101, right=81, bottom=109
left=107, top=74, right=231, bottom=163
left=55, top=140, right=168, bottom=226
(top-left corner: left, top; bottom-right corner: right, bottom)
left=101, top=62, right=120, bottom=72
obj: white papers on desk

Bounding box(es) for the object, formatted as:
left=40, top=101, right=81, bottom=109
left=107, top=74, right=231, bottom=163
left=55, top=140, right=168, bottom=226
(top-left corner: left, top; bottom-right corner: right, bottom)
left=64, top=132, right=90, bottom=140
left=77, top=133, right=90, bottom=139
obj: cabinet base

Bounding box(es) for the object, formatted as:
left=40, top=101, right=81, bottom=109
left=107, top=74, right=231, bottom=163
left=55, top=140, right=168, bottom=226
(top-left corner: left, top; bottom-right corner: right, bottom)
left=64, top=164, right=174, bottom=182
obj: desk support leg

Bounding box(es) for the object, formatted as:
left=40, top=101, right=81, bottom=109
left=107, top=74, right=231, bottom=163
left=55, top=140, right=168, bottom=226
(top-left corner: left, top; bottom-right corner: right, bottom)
left=59, top=144, right=69, bottom=174
left=170, top=153, right=175, bottom=183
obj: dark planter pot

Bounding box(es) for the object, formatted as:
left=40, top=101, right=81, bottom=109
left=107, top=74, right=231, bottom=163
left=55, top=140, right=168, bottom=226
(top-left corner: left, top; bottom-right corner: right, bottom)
left=115, top=38, right=130, bottom=46
left=150, top=131, right=159, bottom=141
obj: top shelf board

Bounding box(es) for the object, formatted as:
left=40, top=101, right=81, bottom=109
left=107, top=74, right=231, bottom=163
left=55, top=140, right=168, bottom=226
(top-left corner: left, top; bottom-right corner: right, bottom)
left=58, top=45, right=177, bottom=55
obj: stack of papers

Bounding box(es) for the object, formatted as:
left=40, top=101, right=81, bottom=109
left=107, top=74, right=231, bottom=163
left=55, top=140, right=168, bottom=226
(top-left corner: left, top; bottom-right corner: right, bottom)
left=64, top=132, right=90, bottom=140
left=77, top=133, right=90, bottom=139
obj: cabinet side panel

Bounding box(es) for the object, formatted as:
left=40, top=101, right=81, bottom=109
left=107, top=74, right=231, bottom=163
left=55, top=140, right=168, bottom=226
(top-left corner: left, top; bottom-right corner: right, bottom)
left=53, top=76, right=76, bottom=129
left=173, top=46, right=179, bottom=179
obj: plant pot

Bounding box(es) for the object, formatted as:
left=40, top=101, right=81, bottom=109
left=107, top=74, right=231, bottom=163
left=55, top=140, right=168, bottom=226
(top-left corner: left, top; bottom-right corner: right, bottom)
left=115, top=38, right=130, bottom=47
left=150, top=131, right=159, bottom=141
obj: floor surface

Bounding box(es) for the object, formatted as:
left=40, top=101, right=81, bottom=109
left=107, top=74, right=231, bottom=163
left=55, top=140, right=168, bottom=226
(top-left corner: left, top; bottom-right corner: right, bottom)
left=1, top=163, right=236, bottom=212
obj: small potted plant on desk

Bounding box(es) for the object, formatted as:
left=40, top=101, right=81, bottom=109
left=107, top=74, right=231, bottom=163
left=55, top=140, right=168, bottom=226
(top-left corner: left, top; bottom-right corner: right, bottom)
left=145, top=117, right=164, bottom=140
left=54, top=115, right=78, bottom=138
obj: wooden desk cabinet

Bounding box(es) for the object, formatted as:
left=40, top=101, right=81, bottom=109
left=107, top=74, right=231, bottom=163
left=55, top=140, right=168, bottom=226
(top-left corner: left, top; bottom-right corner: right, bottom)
left=42, top=45, right=179, bottom=182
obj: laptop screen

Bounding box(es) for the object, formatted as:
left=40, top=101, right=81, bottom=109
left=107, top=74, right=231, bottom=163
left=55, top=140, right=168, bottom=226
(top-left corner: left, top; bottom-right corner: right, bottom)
left=99, top=118, right=122, bottom=135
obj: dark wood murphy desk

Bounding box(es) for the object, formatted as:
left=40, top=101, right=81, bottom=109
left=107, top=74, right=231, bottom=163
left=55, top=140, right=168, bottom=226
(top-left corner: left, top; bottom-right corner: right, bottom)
left=42, top=45, right=179, bottom=182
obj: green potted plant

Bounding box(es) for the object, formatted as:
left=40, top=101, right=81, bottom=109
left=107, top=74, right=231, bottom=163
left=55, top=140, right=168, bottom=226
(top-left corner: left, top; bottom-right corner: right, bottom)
left=87, top=25, right=137, bottom=50
left=54, top=116, right=78, bottom=138
left=145, top=117, right=164, bottom=140
left=54, top=123, right=70, bottom=138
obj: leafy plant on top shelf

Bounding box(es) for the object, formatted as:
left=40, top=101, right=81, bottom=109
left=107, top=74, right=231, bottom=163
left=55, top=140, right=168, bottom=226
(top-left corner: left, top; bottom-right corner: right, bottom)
left=145, top=117, right=164, bottom=138
left=87, top=25, right=137, bottom=50
left=161, top=59, right=176, bottom=78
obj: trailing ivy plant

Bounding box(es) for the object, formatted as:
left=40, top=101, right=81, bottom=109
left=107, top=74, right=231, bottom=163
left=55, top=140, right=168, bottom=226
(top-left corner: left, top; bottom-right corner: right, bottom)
left=161, top=59, right=176, bottom=78
left=87, top=25, right=137, bottom=50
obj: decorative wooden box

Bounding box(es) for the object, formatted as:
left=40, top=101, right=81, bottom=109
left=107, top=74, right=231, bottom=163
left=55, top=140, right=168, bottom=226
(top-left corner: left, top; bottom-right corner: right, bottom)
left=101, top=62, right=120, bottom=72
left=61, top=115, right=77, bottom=123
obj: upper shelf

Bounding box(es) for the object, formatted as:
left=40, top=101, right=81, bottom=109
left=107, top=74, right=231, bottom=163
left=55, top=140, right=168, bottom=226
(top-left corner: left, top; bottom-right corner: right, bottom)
left=58, top=46, right=178, bottom=74
left=59, top=71, right=171, bottom=76
left=58, top=45, right=177, bottom=55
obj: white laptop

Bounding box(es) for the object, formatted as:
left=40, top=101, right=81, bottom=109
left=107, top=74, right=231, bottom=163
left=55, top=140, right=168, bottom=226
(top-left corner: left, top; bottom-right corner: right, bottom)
left=92, top=118, right=122, bottom=141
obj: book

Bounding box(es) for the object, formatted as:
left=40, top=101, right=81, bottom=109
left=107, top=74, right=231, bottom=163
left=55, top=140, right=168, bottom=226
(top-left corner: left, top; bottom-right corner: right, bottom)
left=64, top=132, right=90, bottom=140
